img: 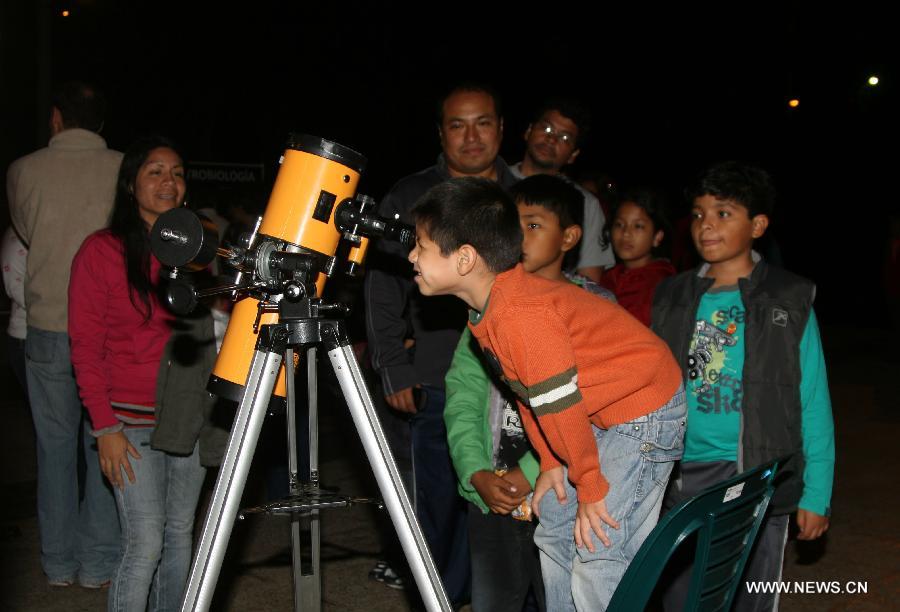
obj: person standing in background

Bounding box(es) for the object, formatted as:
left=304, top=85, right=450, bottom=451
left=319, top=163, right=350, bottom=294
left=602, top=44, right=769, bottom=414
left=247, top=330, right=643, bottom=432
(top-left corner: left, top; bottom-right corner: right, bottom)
left=7, top=80, right=122, bottom=588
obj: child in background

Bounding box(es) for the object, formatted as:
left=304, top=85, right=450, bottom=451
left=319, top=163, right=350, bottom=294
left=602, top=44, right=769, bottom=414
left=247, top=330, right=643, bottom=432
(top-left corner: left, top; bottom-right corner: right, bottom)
left=600, top=187, right=676, bottom=326
left=444, top=175, right=613, bottom=612
left=411, top=177, right=685, bottom=611
left=652, top=161, right=834, bottom=611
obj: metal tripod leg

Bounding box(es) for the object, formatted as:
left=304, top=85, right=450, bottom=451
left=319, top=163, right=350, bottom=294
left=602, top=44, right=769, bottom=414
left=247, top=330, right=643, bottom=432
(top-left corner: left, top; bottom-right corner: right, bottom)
left=288, top=347, right=321, bottom=611
left=181, top=343, right=284, bottom=612
left=325, top=331, right=451, bottom=612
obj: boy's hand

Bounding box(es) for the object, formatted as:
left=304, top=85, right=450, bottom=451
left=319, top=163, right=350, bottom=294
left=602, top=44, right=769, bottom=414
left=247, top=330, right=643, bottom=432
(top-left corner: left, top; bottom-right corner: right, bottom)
left=470, top=470, right=526, bottom=514
left=385, top=387, right=417, bottom=413
left=533, top=466, right=567, bottom=518
left=575, top=499, right=620, bottom=552
left=796, top=509, right=829, bottom=540
left=501, top=466, right=533, bottom=495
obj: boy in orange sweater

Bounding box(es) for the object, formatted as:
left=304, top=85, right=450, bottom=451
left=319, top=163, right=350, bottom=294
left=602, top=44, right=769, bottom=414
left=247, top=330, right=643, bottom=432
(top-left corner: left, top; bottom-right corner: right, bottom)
left=408, top=177, right=685, bottom=611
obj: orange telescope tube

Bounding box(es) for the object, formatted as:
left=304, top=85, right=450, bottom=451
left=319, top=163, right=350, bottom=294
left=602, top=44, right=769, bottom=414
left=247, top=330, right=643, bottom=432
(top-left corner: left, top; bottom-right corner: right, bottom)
left=208, top=135, right=366, bottom=404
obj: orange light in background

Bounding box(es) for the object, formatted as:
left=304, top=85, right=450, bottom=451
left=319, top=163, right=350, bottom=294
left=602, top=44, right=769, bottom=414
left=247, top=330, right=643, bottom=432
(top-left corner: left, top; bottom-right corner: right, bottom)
left=61, top=10, right=70, bottom=17
left=788, top=99, right=800, bottom=108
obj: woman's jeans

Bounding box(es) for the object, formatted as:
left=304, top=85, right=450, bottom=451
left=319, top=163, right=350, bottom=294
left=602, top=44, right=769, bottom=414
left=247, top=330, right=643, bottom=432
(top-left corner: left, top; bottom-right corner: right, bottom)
left=109, top=428, right=206, bottom=612
left=534, top=387, right=686, bottom=612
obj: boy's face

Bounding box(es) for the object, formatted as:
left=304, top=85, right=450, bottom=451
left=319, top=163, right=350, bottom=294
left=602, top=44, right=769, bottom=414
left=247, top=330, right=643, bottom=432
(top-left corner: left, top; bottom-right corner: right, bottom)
left=518, top=202, right=573, bottom=278
left=691, top=195, right=767, bottom=267
left=408, top=225, right=461, bottom=296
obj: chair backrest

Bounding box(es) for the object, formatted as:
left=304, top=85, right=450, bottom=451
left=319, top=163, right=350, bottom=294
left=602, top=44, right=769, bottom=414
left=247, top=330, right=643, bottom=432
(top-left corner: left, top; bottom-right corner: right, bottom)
left=607, top=458, right=782, bottom=612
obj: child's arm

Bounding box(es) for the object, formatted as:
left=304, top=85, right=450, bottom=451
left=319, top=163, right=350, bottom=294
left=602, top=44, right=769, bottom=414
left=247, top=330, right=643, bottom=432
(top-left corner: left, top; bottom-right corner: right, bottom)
left=797, top=309, right=835, bottom=540
left=445, top=329, right=526, bottom=514
left=444, top=330, right=495, bottom=513
left=500, top=310, right=610, bottom=504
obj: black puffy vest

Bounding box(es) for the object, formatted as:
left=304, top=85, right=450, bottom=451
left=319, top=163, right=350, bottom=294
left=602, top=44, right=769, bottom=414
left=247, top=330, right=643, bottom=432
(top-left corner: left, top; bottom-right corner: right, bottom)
left=651, top=261, right=814, bottom=514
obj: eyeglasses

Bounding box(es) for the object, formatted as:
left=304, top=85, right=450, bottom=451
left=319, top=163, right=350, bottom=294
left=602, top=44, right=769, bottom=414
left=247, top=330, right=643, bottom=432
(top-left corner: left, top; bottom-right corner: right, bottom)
left=535, top=121, right=576, bottom=145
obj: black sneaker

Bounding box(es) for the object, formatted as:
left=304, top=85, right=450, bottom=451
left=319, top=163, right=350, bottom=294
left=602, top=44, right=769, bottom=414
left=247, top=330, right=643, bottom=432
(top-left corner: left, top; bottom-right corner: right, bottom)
left=368, top=560, right=388, bottom=582
left=379, top=566, right=406, bottom=590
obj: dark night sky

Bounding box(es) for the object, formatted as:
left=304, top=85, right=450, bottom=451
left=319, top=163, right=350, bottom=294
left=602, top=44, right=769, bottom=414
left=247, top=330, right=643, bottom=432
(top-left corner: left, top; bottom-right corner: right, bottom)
left=2, top=0, right=896, bottom=323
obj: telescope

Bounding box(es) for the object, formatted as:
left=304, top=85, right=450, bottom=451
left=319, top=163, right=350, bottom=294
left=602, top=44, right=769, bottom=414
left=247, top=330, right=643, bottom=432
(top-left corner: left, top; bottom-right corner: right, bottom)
left=150, top=134, right=449, bottom=612
left=151, top=134, right=414, bottom=407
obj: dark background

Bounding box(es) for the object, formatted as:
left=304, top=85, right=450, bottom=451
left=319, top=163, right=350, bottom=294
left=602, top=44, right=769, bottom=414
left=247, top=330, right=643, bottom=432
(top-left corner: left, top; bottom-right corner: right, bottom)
left=2, top=0, right=896, bottom=324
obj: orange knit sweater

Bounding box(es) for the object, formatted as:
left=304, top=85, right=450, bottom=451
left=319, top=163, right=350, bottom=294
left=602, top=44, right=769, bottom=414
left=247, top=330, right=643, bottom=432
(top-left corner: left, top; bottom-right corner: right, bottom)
left=468, top=264, right=682, bottom=503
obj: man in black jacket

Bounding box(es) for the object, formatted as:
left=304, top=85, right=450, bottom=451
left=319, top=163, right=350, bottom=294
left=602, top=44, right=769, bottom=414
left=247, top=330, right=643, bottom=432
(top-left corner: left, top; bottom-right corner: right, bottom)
left=364, top=82, right=517, bottom=605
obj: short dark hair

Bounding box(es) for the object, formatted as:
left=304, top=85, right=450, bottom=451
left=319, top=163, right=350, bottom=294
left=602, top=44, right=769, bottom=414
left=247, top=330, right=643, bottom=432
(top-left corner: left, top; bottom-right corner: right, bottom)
left=686, top=161, right=775, bottom=218
left=533, top=97, right=592, bottom=146
left=436, top=82, right=502, bottom=124
left=52, top=80, right=107, bottom=132
left=412, top=177, right=521, bottom=273
left=510, top=174, right=584, bottom=229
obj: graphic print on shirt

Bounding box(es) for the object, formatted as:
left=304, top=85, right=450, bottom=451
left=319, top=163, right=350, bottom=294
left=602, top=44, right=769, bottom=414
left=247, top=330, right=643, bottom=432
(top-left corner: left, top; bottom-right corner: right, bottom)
left=490, top=392, right=534, bottom=521
left=688, top=302, right=744, bottom=414
left=494, top=399, right=529, bottom=472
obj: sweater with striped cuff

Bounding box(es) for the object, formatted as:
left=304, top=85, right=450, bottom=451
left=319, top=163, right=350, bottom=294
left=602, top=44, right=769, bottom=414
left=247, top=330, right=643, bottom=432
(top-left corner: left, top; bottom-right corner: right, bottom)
left=70, top=230, right=173, bottom=432
left=468, top=264, right=682, bottom=503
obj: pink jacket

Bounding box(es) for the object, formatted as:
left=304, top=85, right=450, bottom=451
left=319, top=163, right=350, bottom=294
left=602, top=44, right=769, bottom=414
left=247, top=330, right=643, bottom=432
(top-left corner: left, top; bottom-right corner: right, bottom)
left=69, top=230, right=173, bottom=431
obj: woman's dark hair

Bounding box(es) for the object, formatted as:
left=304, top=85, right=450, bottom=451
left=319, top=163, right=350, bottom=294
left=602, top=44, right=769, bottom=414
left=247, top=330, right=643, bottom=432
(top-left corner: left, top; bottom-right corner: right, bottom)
left=601, top=186, right=671, bottom=257
left=109, top=135, right=183, bottom=319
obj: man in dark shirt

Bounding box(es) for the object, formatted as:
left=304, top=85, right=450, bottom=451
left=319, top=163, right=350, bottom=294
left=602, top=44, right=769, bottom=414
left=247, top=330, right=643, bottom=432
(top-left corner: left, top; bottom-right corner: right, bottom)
left=364, top=82, right=517, bottom=605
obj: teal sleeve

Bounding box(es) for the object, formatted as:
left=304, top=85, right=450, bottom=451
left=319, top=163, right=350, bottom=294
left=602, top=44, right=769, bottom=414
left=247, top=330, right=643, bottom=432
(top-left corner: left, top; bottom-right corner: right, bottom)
left=444, top=328, right=493, bottom=514
left=798, top=309, right=835, bottom=516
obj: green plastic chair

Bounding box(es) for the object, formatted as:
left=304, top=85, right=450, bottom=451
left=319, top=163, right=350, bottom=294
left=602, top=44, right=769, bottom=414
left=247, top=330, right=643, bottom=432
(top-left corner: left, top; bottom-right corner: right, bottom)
left=607, top=458, right=783, bottom=612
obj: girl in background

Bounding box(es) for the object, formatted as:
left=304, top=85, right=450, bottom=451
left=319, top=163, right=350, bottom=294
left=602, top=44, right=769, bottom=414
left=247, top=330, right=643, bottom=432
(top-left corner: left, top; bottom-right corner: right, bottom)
left=600, top=187, right=676, bottom=326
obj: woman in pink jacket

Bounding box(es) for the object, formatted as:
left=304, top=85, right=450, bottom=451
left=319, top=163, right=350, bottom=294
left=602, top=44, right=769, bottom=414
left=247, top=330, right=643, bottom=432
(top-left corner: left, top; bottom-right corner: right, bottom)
left=69, top=136, right=204, bottom=611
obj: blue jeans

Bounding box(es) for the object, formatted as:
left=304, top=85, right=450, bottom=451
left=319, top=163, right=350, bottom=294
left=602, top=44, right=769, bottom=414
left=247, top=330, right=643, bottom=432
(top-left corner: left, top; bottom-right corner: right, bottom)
left=109, top=428, right=206, bottom=612
left=534, top=388, right=686, bottom=612
left=410, top=386, right=471, bottom=607
left=26, top=326, right=120, bottom=585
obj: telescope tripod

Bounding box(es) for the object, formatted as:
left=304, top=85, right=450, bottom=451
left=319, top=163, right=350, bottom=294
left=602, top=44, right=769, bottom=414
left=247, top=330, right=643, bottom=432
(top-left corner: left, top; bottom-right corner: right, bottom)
left=181, top=299, right=451, bottom=612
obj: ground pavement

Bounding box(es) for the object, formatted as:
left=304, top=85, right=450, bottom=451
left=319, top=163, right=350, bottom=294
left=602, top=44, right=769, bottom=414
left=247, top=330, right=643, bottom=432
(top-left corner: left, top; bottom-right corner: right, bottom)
left=1, top=325, right=897, bottom=611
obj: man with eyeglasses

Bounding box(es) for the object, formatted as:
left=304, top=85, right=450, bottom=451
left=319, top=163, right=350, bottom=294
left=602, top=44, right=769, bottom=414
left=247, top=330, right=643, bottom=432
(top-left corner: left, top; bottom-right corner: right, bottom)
left=511, top=98, right=614, bottom=281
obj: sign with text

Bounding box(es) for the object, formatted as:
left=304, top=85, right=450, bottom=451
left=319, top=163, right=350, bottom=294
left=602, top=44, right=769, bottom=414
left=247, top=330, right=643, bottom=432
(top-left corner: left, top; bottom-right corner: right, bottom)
left=187, top=161, right=265, bottom=186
